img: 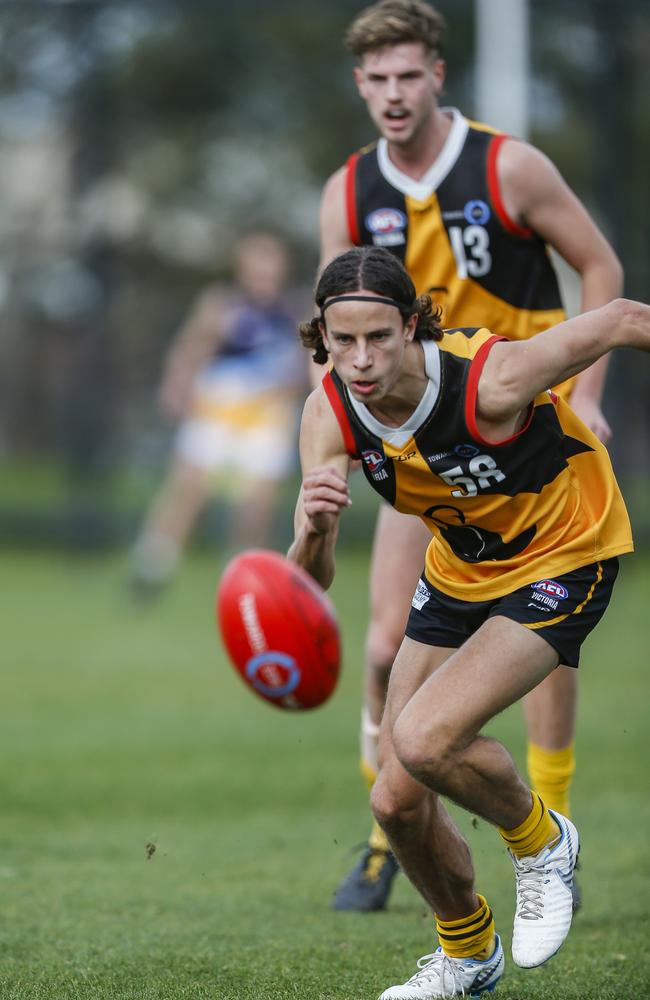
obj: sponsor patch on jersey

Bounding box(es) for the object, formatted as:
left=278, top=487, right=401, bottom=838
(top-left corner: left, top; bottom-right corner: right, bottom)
left=373, top=232, right=406, bottom=247
left=361, top=448, right=386, bottom=473
left=532, top=579, right=569, bottom=600
left=454, top=443, right=481, bottom=459
left=412, top=579, right=431, bottom=610
left=464, top=199, right=491, bottom=225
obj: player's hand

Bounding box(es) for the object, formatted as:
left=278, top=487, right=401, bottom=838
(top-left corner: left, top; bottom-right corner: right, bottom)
left=570, top=397, right=612, bottom=444
left=302, top=466, right=351, bottom=533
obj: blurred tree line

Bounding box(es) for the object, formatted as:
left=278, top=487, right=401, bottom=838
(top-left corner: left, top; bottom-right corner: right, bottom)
left=0, top=0, right=647, bottom=545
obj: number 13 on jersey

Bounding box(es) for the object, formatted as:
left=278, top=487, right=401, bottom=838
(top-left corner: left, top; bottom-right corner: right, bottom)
left=449, top=225, right=492, bottom=278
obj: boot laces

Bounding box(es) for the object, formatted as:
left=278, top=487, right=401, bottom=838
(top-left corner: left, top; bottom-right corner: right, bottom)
left=406, top=951, right=467, bottom=995
left=515, top=858, right=549, bottom=920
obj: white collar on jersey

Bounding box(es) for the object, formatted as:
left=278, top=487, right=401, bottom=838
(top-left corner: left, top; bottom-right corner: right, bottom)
left=347, top=340, right=441, bottom=448
left=376, top=107, right=469, bottom=201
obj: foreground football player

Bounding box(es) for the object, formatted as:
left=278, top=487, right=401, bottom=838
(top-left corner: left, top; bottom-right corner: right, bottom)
left=288, top=246, right=646, bottom=999
left=320, top=0, right=623, bottom=913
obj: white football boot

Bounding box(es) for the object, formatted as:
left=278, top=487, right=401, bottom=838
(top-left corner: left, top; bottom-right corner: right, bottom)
left=377, top=935, right=504, bottom=999
left=510, top=810, right=580, bottom=968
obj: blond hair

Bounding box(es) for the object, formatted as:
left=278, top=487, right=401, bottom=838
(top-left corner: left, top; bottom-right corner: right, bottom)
left=345, top=0, right=446, bottom=60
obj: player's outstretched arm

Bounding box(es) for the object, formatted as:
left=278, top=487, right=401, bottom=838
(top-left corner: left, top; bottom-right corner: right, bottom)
left=158, top=287, right=227, bottom=419
left=319, top=167, right=355, bottom=271
left=478, top=298, right=650, bottom=433
left=287, top=385, right=351, bottom=590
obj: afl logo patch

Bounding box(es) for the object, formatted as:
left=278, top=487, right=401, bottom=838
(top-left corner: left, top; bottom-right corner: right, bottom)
left=464, top=199, right=491, bottom=225
left=366, top=208, right=407, bottom=234
left=362, top=449, right=386, bottom=473
left=532, top=580, right=569, bottom=600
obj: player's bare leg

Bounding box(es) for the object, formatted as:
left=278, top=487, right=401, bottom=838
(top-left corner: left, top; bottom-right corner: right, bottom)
left=131, top=457, right=212, bottom=591
left=523, top=666, right=578, bottom=814
left=364, top=504, right=431, bottom=726
left=387, top=622, right=558, bottom=827
left=372, top=642, right=479, bottom=918
left=375, top=617, right=580, bottom=975
left=372, top=641, right=504, bottom=1000
left=371, top=639, right=504, bottom=999
left=332, top=504, right=429, bottom=911
left=228, top=476, right=283, bottom=551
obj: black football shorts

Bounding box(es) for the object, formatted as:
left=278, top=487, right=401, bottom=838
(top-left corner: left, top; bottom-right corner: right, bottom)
left=405, top=558, right=619, bottom=668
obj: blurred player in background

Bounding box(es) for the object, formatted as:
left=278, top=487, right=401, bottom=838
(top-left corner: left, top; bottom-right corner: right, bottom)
left=318, top=0, right=623, bottom=911
left=130, top=232, right=306, bottom=593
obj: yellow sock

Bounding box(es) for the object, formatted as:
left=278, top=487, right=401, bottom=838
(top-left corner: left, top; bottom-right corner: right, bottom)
left=368, top=819, right=391, bottom=852
left=436, top=894, right=496, bottom=959
left=499, top=791, right=560, bottom=858
left=360, top=758, right=377, bottom=792
left=359, top=758, right=392, bottom=852
left=527, top=741, right=575, bottom=818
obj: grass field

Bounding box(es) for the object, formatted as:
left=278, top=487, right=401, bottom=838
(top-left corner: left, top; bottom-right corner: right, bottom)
left=1, top=546, right=649, bottom=999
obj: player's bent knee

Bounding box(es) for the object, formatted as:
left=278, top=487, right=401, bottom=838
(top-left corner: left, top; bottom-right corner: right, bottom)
left=370, top=771, right=426, bottom=832
left=392, top=716, right=459, bottom=788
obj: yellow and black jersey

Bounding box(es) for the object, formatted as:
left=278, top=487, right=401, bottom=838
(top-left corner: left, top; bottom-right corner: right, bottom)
left=344, top=109, right=566, bottom=351
left=322, top=333, right=633, bottom=601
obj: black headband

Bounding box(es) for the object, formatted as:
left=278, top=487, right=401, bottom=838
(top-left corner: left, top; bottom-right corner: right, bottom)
left=319, top=294, right=412, bottom=320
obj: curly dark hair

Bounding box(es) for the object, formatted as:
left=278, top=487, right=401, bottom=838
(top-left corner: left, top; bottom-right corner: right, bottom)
left=299, top=246, right=443, bottom=364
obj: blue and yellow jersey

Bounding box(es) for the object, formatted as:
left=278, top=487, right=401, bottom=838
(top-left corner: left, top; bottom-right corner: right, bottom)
left=205, top=296, right=302, bottom=391
left=323, top=333, right=633, bottom=601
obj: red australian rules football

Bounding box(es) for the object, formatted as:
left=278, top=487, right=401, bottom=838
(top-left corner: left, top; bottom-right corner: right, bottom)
left=216, top=549, right=341, bottom=710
